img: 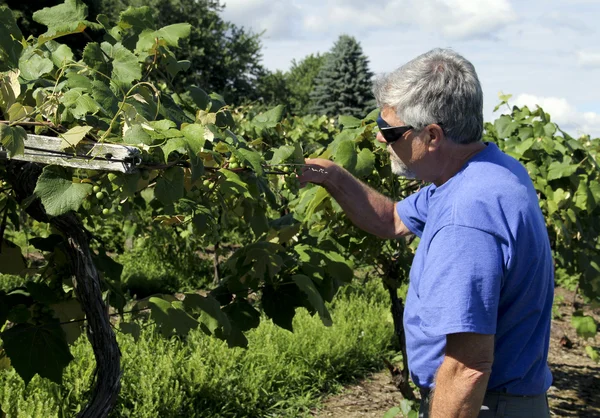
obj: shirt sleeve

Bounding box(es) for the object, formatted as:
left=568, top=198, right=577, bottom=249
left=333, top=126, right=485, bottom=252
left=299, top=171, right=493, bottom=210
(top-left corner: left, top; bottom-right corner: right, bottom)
left=395, top=184, right=434, bottom=237
left=418, top=225, right=504, bottom=337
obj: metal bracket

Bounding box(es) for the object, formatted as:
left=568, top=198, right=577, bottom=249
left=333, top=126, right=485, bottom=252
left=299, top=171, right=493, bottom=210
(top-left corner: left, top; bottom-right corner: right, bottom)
left=0, top=134, right=141, bottom=173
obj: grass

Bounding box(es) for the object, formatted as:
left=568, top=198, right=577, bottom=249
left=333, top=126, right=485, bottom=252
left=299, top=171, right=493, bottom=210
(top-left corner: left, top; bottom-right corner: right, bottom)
left=0, top=280, right=395, bottom=418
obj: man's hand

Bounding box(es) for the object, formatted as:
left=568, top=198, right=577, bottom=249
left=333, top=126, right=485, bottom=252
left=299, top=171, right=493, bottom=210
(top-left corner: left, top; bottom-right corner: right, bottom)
left=295, top=158, right=411, bottom=239
left=430, top=333, right=494, bottom=418
left=298, top=158, right=339, bottom=188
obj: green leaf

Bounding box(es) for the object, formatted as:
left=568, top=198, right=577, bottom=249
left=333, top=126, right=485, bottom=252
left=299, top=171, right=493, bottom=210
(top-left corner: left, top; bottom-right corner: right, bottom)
left=0, top=7, right=23, bottom=71
left=181, top=124, right=205, bottom=181
left=0, top=240, right=26, bottom=275
left=33, top=0, right=92, bottom=43
left=304, top=186, right=330, bottom=220
left=187, top=87, right=211, bottom=111
left=156, top=24, right=192, bottom=47
left=334, top=140, right=357, bottom=171
left=34, top=165, right=93, bottom=216
left=7, top=103, right=34, bottom=123
left=271, top=145, right=296, bottom=165
left=91, top=80, right=119, bottom=117
left=82, top=43, right=110, bottom=76
left=261, top=284, right=304, bottom=332
left=494, top=115, right=519, bottom=138
left=155, top=167, right=184, bottom=206
left=49, top=298, right=85, bottom=345
left=45, top=41, right=74, bottom=67
left=123, top=124, right=152, bottom=145
left=120, top=322, right=141, bottom=342
left=118, top=6, right=154, bottom=33
left=148, top=297, right=199, bottom=338
left=293, top=275, right=332, bottom=326
left=0, top=124, right=26, bottom=157
left=383, top=407, right=401, bottom=418
left=161, top=137, right=186, bottom=163
left=2, top=319, right=73, bottom=384
left=183, top=294, right=231, bottom=335
left=59, top=126, right=93, bottom=150
left=18, top=48, right=54, bottom=81
left=26, top=283, right=60, bottom=305
left=223, top=299, right=260, bottom=332
left=571, top=314, right=597, bottom=340
left=338, top=115, right=361, bottom=128
left=252, top=105, right=284, bottom=129
left=547, top=161, right=578, bottom=181
left=218, top=168, right=252, bottom=199
left=61, top=89, right=100, bottom=119
left=0, top=70, right=21, bottom=114
left=111, top=43, right=142, bottom=85
left=355, top=148, right=375, bottom=178
left=586, top=346, right=600, bottom=363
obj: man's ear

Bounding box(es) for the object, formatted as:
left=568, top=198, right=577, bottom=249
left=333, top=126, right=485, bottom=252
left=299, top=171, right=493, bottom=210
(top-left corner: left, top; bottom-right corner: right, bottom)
left=426, top=124, right=444, bottom=151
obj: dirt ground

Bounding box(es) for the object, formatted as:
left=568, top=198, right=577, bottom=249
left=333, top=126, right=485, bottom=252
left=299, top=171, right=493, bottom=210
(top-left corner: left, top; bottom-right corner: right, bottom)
left=313, top=288, right=600, bottom=418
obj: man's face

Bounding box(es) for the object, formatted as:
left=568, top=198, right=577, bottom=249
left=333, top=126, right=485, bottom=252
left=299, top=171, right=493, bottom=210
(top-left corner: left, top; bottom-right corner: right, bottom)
left=376, top=107, right=419, bottom=179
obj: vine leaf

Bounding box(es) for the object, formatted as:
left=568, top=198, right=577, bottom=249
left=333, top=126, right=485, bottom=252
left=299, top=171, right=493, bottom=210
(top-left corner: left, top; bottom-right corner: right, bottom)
left=222, top=299, right=260, bottom=332
left=34, top=166, right=93, bottom=217
left=155, top=167, right=184, bottom=206
left=355, top=148, right=375, bottom=178
left=0, top=70, right=21, bottom=114
left=2, top=319, right=73, bottom=384
left=119, top=322, right=141, bottom=342
left=334, top=140, right=357, bottom=172
left=18, top=47, right=55, bottom=81
left=0, top=124, right=26, bottom=157
left=148, top=297, right=199, bottom=338
left=111, top=43, right=142, bottom=86
left=547, top=161, right=579, bottom=181
left=59, top=126, right=93, bottom=150
left=293, top=274, right=332, bottom=326
left=271, top=145, right=295, bottom=165
left=0, top=7, right=23, bottom=71
left=0, top=239, right=26, bottom=275
left=183, top=293, right=231, bottom=336
left=32, top=0, right=95, bottom=44
left=571, top=313, right=597, bottom=340
left=49, top=299, right=85, bottom=345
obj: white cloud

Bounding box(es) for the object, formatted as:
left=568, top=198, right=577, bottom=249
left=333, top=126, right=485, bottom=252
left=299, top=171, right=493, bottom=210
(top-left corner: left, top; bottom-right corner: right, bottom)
left=224, top=0, right=516, bottom=41
left=577, top=50, right=600, bottom=69
left=510, top=94, right=600, bottom=138
left=221, top=0, right=302, bottom=38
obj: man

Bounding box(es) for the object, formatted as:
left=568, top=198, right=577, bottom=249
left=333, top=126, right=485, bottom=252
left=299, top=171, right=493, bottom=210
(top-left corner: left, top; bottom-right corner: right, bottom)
left=298, top=48, right=553, bottom=418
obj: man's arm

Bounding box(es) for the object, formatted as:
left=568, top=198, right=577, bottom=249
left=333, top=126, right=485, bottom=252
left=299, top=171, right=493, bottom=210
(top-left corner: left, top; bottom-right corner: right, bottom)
left=298, top=158, right=410, bottom=239
left=430, top=332, right=494, bottom=418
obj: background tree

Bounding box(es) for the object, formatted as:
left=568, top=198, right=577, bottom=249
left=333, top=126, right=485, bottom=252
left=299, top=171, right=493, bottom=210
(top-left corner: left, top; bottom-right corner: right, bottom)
left=310, top=35, right=375, bottom=118
left=286, top=53, right=327, bottom=116
left=6, top=0, right=265, bottom=105
left=256, top=70, right=291, bottom=109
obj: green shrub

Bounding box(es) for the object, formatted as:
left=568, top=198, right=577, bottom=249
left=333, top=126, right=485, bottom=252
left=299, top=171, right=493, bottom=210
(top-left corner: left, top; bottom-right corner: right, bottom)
left=0, top=283, right=394, bottom=417
left=118, top=238, right=213, bottom=298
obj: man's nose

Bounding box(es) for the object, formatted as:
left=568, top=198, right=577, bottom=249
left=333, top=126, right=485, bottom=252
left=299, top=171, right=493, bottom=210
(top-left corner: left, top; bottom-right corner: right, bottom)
left=376, top=131, right=387, bottom=144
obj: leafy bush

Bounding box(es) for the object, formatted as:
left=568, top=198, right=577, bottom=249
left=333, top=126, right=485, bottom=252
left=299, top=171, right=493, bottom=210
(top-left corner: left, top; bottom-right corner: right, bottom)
left=0, top=283, right=393, bottom=417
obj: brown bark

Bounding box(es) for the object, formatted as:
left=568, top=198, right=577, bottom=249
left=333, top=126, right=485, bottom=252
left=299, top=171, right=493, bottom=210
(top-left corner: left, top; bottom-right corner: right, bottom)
left=6, top=161, right=121, bottom=418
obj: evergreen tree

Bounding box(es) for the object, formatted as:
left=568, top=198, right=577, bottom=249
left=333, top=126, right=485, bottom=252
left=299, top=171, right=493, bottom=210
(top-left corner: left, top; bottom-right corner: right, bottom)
left=309, top=35, right=375, bottom=118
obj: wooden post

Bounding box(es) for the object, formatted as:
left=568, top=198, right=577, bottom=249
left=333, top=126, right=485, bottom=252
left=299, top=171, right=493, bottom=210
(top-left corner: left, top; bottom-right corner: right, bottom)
left=1, top=134, right=141, bottom=173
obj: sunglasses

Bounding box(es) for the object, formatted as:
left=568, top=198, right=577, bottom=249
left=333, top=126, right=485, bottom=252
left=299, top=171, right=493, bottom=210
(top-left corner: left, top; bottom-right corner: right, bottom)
left=376, top=113, right=414, bottom=144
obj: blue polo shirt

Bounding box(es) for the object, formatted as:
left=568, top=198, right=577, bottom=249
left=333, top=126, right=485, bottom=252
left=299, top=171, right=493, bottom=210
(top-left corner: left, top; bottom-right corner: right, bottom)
left=396, top=142, right=553, bottom=395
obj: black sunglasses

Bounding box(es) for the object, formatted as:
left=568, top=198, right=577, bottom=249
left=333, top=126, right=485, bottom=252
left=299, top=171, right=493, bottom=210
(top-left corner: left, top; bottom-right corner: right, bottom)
left=376, top=113, right=414, bottom=144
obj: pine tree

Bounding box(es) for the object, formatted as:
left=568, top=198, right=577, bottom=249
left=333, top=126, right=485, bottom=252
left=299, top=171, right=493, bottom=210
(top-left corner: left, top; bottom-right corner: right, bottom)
left=309, top=35, right=375, bottom=118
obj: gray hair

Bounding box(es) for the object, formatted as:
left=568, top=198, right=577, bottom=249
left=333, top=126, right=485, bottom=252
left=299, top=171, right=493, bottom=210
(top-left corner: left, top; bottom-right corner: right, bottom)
left=373, top=48, right=483, bottom=145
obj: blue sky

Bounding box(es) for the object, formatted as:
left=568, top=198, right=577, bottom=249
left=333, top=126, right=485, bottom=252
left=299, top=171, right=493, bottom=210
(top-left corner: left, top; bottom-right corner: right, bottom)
left=220, top=0, right=600, bottom=137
